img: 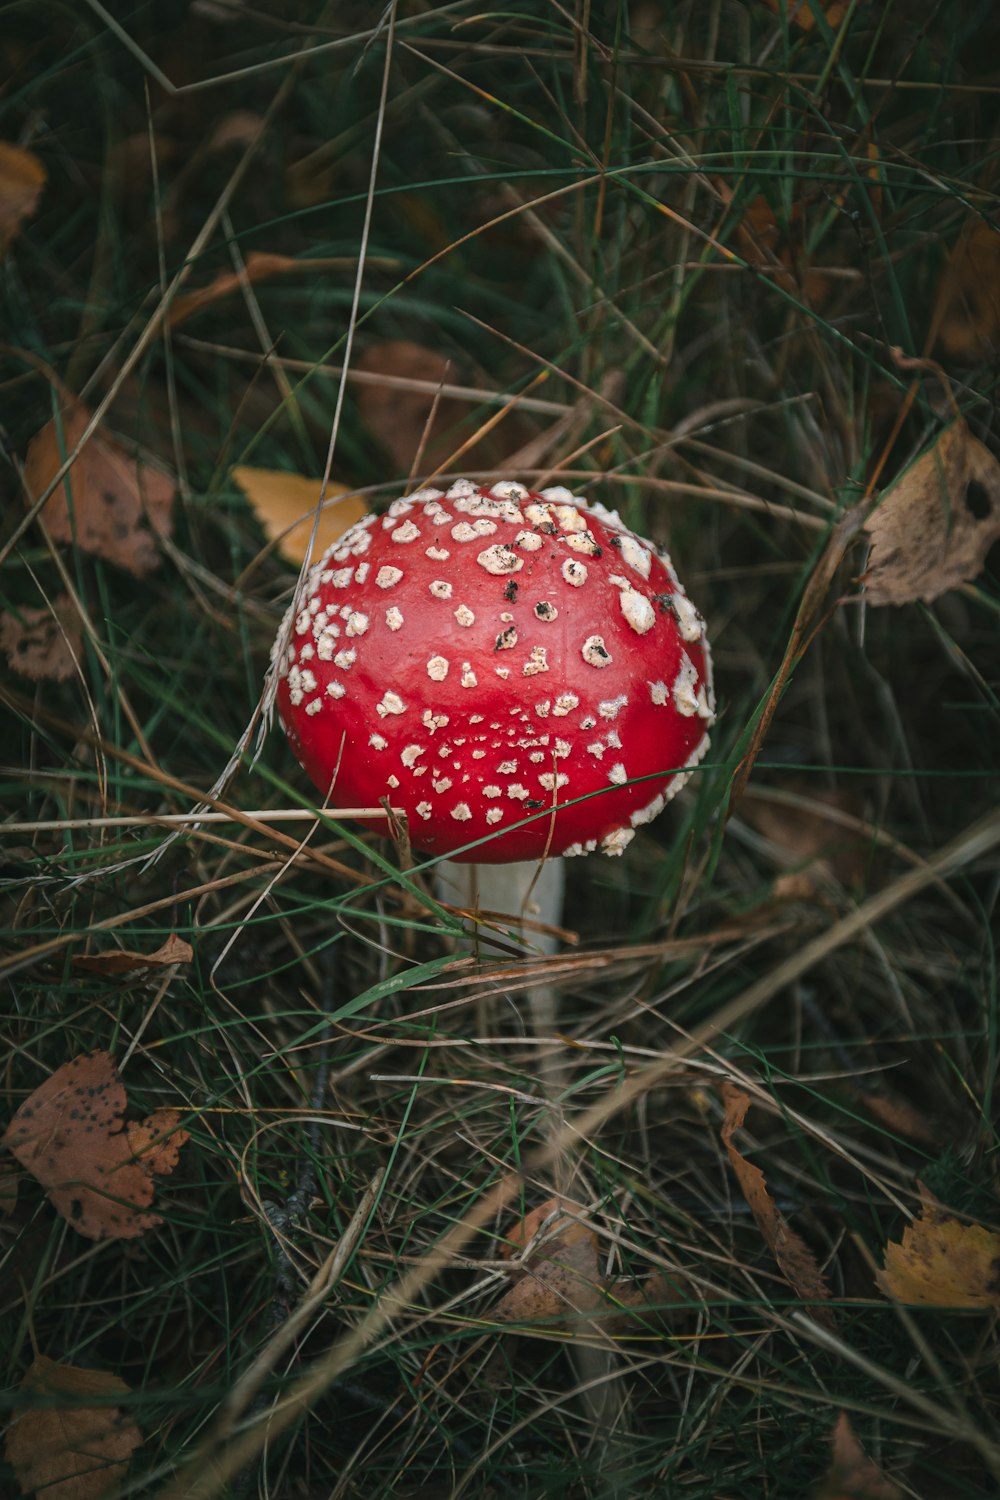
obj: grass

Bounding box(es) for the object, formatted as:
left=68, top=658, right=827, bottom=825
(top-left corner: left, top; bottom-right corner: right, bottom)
left=3, top=1, right=1000, bottom=1496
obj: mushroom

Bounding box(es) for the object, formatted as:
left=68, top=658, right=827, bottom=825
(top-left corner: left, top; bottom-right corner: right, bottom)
left=273, top=479, right=714, bottom=868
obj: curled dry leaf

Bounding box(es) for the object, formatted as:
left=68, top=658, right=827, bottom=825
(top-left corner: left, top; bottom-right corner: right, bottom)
left=492, top=1196, right=602, bottom=1327
left=5, top=1355, right=141, bottom=1500
left=72, top=933, right=193, bottom=976
left=0, top=140, right=46, bottom=251
left=0, top=593, right=83, bottom=682
left=720, top=1083, right=835, bottom=1325
left=863, top=419, right=1000, bottom=605
left=933, top=218, right=1000, bottom=360
left=24, top=402, right=175, bottom=576
left=811, top=1413, right=903, bottom=1500
left=231, top=466, right=366, bottom=567
left=876, top=1194, right=1000, bottom=1309
left=1, top=1050, right=189, bottom=1241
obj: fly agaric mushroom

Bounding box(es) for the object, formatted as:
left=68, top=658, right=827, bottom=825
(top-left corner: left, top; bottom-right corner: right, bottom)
left=273, top=480, right=713, bottom=863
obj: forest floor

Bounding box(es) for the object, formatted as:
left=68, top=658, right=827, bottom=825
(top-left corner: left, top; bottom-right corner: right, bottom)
left=2, top=2, right=1000, bottom=1497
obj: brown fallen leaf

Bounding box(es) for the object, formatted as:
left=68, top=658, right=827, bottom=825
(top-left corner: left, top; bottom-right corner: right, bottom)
left=492, top=1196, right=602, bottom=1327
left=876, top=1193, right=1000, bottom=1309
left=0, top=1165, right=18, bottom=1217
left=0, top=593, right=83, bottom=682
left=5, top=1355, right=141, bottom=1500
left=742, top=786, right=870, bottom=895
left=863, top=418, right=1000, bottom=605
left=1, top=1051, right=189, bottom=1241
left=168, top=251, right=353, bottom=328
left=720, top=1083, right=835, bottom=1325
left=734, top=194, right=835, bottom=307
left=757, top=0, right=849, bottom=30
left=356, top=340, right=535, bottom=478
left=72, top=934, right=193, bottom=976
left=0, top=140, right=46, bottom=251
left=24, top=402, right=175, bottom=576
left=812, top=1413, right=903, bottom=1500
left=933, top=217, right=1000, bottom=360
left=125, top=1109, right=188, bottom=1176
left=231, top=466, right=366, bottom=567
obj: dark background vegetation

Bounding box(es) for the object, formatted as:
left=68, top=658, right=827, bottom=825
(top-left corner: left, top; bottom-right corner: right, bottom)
left=2, top=2, right=1000, bottom=1496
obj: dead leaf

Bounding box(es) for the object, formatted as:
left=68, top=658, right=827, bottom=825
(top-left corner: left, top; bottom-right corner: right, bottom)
left=863, top=419, right=1000, bottom=605
left=356, top=340, right=536, bottom=478
left=757, top=0, right=849, bottom=31
left=492, top=1196, right=602, bottom=1327
left=0, top=141, right=46, bottom=251
left=598, top=1270, right=691, bottom=1334
left=743, top=786, right=870, bottom=893
left=0, top=1165, right=18, bottom=1216
left=125, top=1109, right=188, bottom=1176
left=850, top=1089, right=939, bottom=1148
left=933, top=218, right=1000, bottom=360
left=24, top=402, right=175, bottom=576
left=167, top=251, right=351, bottom=327
left=876, top=1195, right=1000, bottom=1308
left=5, top=1355, right=141, bottom=1500
left=72, top=934, right=193, bottom=976
left=231, top=466, right=366, bottom=567
left=206, top=110, right=264, bottom=154
left=812, top=1413, right=903, bottom=1499
left=0, top=594, right=83, bottom=682
left=735, top=195, right=835, bottom=307
left=720, top=1083, right=835, bottom=1325
left=1, top=1051, right=189, bottom=1241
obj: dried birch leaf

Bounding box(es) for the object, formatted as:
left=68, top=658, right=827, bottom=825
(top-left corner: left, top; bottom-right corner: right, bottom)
left=125, top=1109, right=188, bottom=1176
left=934, top=218, right=1000, bottom=360
left=5, top=1355, right=141, bottom=1500
left=863, top=420, right=1000, bottom=605
left=231, top=466, right=365, bottom=567
left=0, top=140, right=46, bottom=251
left=24, top=403, right=174, bottom=576
left=492, top=1196, right=601, bottom=1327
left=720, top=1083, right=834, bottom=1325
left=0, top=594, right=83, bottom=682
left=1, top=1051, right=188, bottom=1241
left=72, top=934, right=193, bottom=976
left=812, top=1413, right=903, bottom=1499
left=876, top=1195, right=1000, bottom=1308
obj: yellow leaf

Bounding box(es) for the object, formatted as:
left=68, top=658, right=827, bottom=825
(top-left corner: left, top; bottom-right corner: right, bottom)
left=863, top=418, right=1000, bottom=605
left=232, top=466, right=366, bottom=567
left=876, top=1201, right=1000, bottom=1308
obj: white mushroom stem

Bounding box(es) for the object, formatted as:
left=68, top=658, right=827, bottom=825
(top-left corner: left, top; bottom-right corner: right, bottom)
left=434, top=856, right=568, bottom=1112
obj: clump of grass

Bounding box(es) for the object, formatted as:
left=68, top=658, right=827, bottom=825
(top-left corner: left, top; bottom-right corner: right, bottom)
left=2, top=3, right=1000, bottom=1497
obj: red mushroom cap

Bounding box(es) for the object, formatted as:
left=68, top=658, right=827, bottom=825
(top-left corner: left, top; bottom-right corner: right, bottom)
left=273, top=480, right=714, bottom=863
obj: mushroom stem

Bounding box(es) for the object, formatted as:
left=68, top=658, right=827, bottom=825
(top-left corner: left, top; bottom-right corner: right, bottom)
left=434, top=856, right=568, bottom=1121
